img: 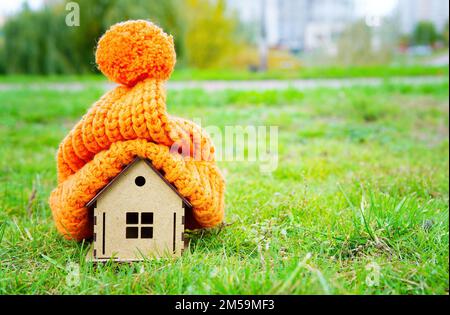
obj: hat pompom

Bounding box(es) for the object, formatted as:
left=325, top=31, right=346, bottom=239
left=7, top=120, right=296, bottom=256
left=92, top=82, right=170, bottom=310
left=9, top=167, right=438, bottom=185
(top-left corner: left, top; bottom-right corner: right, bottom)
left=95, top=20, right=176, bottom=86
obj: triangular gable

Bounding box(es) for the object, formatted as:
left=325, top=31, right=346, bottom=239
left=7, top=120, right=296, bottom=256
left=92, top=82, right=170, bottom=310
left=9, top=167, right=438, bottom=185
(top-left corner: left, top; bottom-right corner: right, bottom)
left=86, top=157, right=192, bottom=209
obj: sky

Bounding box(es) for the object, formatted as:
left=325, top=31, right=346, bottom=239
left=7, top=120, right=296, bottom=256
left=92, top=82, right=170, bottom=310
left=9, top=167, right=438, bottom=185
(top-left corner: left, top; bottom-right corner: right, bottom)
left=355, top=0, right=399, bottom=17
left=0, top=0, right=43, bottom=16
left=0, top=0, right=400, bottom=16
left=227, top=0, right=399, bottom=22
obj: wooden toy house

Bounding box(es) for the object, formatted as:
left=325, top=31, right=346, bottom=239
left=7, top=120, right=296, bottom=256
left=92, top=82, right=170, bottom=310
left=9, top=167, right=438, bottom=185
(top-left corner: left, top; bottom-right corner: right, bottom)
left=85, top=157, right=191, bottom=262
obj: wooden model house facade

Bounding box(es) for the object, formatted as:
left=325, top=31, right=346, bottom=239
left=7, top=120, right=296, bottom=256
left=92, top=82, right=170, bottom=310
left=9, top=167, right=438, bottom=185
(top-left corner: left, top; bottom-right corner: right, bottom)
left=86, top=157, right=191, bottom=262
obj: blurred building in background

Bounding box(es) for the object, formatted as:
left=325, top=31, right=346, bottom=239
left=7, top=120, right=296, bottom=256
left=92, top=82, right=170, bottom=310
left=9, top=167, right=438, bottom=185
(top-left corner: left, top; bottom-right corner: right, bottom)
left=397, top=0, right=450, bottom=34
left=232, top=0, right=357, bottom=54
left=302, top=0, right=356, bottom=54
left=231, top=0, right=449, bottom=52
left=276, top=0, right=309, bottom=51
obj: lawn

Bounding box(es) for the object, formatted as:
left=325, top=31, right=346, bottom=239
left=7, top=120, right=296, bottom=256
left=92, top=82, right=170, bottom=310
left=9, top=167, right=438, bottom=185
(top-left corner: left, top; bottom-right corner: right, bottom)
left=0, top=81, right=448, bottom=294
left=0, top=64, right=448, bottom=83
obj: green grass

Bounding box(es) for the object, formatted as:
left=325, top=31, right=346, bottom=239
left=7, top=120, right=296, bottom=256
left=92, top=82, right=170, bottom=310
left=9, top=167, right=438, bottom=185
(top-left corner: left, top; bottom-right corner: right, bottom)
left=0, top=64, right=448, bottom=83
left=170, top=65, right=449, bottom=81
left=0, top=81, right=448, bottom=294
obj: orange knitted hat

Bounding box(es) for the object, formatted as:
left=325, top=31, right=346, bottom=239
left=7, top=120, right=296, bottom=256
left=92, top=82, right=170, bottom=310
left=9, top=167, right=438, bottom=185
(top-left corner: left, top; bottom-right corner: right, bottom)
left=49, top=20, right=225, bottom=241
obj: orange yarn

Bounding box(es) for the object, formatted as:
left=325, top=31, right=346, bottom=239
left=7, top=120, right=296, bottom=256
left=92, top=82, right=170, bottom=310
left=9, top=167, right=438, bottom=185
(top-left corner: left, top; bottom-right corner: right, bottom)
left=49, top=20, right=225, bottom=241
left=96, top=20, right=176, bottom=86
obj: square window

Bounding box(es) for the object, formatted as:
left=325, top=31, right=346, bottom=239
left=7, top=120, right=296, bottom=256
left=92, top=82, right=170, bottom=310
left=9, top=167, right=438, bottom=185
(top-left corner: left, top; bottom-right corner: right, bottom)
left=126, top=212, right=139, bottom=224
left=126, top=227, right=138, bottom=239
left=141, top=227, right=153, bottom=239
left=141, top=212, right=154, bottom=224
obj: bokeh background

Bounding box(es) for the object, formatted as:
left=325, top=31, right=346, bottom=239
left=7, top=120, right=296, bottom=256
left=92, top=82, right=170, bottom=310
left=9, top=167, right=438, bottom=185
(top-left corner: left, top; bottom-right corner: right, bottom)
left=0, top=1, right=448, bottom=295
left=0, top=0, right=448, bottom=76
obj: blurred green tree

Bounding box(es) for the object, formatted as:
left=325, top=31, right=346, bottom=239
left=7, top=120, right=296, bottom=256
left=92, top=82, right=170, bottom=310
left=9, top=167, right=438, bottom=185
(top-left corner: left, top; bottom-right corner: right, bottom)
left=183, top=0, right=238, bottom=68
left=0, top=0, right=238, bottom=74
left=336, top=20, right=395, bottom=66
left=443, top=20, right=449, bottom=46
left=0, top=30, right=5, bottom=74
left=412, top=21, right=439, bottom=46
left=337, top=21, right=373, bottom=66
left=2, top=3, right=78, bottom=74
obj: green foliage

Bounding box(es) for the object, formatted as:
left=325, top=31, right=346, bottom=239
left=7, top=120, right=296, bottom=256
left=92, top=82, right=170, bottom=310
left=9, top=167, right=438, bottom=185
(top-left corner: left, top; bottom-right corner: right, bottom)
left=413, top=21, right=439, bottom=46
left=2, top=5, right=78, bottom=74
left=0, top=35, right=5, bottom=74
left=0, top=0, right=238, bottom=74
left=337, top=20, right=373, bottom=66
left=183, top=0, right=239, bottom=68
left=0, top=82, right=448, bottom=294
left=443, top=20, right=449, bottom=46
left=337, top=19, right=396, bottom=66
left=1, top=0, right=186, bottom=74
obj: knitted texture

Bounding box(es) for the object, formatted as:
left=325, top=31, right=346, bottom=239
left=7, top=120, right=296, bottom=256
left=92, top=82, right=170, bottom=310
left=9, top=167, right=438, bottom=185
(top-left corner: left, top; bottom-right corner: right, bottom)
left=49, top=20, right=225, bottom=241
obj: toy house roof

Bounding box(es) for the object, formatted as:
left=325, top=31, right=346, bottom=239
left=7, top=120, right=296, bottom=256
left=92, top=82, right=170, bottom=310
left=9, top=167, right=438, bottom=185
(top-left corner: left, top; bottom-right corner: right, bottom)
left=85, top=157, right=192, bottom=209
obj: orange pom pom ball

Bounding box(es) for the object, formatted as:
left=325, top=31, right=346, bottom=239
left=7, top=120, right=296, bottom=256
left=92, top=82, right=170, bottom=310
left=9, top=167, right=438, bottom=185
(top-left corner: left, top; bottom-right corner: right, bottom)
left=95, top=20, right=176, bottom=86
